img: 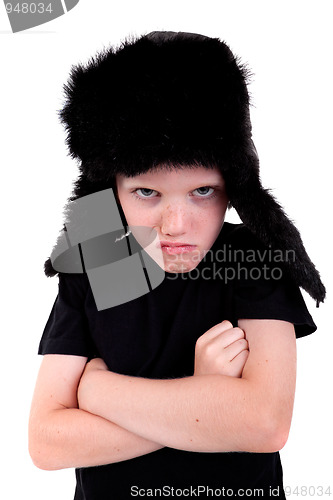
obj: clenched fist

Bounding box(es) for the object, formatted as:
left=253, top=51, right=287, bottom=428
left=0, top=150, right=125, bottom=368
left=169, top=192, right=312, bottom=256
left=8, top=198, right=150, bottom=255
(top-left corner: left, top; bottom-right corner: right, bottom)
left=194, top=320, right=249, bottom=378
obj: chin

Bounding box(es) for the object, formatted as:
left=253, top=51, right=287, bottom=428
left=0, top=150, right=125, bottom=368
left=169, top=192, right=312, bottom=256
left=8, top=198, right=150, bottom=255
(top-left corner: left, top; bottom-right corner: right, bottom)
left=163, top=257, right=202, bottom=274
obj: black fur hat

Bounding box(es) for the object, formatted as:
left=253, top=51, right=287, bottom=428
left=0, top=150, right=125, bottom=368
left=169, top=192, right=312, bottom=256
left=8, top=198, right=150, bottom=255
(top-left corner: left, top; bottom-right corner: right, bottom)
left=45, top=31, right=325, bottom=305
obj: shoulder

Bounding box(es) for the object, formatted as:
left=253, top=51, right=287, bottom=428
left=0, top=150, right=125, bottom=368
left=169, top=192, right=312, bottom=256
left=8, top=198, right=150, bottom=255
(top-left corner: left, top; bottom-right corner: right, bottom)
left=56, top=271, right=91, bottom=303
left=213, top=222, right=288, bottom=282
left=218, top=227, right=317, bottom=338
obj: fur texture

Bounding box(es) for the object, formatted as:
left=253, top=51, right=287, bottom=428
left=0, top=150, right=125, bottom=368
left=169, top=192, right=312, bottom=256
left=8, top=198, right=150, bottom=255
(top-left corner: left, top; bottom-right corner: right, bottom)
left=45, top=31, right=325, bottom=304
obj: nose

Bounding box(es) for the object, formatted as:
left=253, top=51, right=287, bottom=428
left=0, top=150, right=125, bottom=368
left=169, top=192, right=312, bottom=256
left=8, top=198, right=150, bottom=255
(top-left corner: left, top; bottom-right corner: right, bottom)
left=160, top=203, right=188, bottom=237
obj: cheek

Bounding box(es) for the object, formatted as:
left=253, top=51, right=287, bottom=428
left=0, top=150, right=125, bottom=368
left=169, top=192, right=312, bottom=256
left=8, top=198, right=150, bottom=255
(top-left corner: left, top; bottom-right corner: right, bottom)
left=121, top=200, right=154, bottom=227
left=198, top=203, right=227, bottom=240
left=205, top=201, right=227, bottom=224
left=214, top=198, right=228, bottom=225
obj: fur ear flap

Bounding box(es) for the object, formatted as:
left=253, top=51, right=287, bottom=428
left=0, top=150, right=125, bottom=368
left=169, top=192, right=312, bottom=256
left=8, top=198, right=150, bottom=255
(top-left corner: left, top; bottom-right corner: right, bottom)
left=44, top=256, right=57, bottom=277
left=228, top=166, right=325, bottom=304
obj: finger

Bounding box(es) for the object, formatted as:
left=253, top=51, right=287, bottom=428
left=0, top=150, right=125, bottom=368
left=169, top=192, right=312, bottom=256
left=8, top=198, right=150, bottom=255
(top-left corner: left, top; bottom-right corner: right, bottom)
left=206, top=327, right=246, bottom=350
left=230, top=349, right=249, bottom=369
left=198, top=320, right=235, bottom=342
left=230, top=350, right=250, bottom=366
left=224, top=338, right=249, bottom=362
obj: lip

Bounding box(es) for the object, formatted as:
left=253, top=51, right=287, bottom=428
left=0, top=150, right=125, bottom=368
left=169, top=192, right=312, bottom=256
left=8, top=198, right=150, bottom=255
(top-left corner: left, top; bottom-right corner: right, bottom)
left=158, top=241, right=196, bottom=255
left=159, top=241, right=194, bottom=248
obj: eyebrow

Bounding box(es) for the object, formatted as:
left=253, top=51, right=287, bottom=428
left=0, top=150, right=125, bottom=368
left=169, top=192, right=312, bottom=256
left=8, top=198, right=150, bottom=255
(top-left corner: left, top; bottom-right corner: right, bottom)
left=123, top=180, right=225, bottom=189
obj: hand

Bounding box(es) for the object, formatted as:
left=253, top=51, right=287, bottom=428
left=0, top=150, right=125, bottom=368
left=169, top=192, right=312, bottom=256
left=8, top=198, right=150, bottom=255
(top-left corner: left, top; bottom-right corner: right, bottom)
left=194, top=320, right=249, bottom=378
left=82, top=357, right=108, bottom=376
left=78, top=358, right=108, bottom=411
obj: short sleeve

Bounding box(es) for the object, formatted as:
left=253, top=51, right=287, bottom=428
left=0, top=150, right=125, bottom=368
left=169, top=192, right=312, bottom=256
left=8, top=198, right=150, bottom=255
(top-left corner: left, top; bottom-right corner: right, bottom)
left=219, top=223, right=317, bottom=339
left=232, top=273, right=317, bottom=339
left=38, top=273, right=95, bottom=357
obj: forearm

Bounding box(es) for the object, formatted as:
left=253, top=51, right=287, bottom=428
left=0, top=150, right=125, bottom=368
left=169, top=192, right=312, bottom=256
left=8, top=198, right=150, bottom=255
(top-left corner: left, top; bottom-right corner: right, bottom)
left=29, top=406, right=163, bottom=470
left=79, top=371, right=281, bottom=454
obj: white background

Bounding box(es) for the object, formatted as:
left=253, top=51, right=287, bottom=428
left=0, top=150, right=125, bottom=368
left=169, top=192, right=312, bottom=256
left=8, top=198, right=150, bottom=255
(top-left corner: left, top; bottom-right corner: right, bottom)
left=1, top=1, right=332, bottom=498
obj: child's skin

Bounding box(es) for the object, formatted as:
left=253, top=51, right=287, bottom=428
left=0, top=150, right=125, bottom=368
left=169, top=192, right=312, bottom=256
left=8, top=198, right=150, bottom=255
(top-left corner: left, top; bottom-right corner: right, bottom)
left=29, top=166, right=296, bottom=470
left=115, top=166, right=228, bottom=273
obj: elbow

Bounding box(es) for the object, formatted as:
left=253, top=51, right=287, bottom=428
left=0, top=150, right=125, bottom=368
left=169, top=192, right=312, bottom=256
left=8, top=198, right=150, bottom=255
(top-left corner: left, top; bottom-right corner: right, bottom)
left=29, top=443, right=52, bottom=471
left=261, top=425, right=290, bottom=453
left=29, top=449, right=52, bottom=471
left=246, top=386, right=294, bottom=453
left=29, top=437, right=59, bottom=471
left=29, top=422, right=63, bottom=471
left=253, top=413, right=292, bottom=453
left=29, top=442, right=64, bottom=471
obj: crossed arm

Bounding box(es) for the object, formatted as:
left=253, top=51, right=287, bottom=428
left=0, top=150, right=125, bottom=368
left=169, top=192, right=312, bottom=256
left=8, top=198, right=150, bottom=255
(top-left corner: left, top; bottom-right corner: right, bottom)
left=29, top=319, right=296, bottom=470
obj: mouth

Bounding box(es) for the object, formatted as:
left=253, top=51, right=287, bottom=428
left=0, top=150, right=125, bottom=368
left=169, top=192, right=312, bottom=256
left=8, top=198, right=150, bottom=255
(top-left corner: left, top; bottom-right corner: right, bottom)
left=158, top=241, right=197, bottom=255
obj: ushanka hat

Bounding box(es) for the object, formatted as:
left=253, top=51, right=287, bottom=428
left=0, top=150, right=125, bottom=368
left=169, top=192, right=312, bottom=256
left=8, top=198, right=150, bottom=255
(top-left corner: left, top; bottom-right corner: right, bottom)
left=44, top=30, right=325, bottom=306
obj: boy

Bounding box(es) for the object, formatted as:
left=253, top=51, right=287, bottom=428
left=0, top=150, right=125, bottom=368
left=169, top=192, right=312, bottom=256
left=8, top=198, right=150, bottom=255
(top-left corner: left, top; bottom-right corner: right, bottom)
left=29, top=31, right=324, bottom=499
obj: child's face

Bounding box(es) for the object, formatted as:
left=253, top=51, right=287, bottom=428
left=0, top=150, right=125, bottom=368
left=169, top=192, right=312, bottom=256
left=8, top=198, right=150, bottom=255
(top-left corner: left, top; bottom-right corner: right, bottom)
left=116, top=166, right=228, bottom=273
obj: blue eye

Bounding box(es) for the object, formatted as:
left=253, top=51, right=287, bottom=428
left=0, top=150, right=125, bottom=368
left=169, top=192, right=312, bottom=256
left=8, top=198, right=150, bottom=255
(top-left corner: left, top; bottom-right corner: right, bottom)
left=193, top=187, right=214, bottom=197
left=136, top=188, right=158, bottom=198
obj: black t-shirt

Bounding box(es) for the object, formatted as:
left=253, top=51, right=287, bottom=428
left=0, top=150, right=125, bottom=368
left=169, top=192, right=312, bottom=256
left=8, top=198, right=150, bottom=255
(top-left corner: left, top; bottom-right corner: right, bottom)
left=39, top=223, right=316, bottom=499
